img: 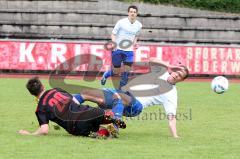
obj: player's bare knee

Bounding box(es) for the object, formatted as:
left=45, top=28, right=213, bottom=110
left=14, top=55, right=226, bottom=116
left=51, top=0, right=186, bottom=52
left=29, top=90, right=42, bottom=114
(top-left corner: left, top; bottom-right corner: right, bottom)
left=124, top=65, right=132, bottom=72
left=98, top=98, right=105, bottom=104
left=167, top=114, right=175, bottom=120
left=113, top=68, right=120, bottom=75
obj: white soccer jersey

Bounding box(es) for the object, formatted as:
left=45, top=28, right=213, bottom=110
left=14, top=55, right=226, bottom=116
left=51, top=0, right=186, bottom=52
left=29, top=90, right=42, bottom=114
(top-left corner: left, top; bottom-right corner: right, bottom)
left=112, top=17, right=142, bottom=51
left=135, top=72, right=178, bottom=115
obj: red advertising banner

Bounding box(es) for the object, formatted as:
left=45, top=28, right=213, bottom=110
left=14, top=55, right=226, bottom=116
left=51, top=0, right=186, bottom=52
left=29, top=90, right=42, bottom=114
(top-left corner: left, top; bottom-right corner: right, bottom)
left=0, top=40, right=240, bottom=75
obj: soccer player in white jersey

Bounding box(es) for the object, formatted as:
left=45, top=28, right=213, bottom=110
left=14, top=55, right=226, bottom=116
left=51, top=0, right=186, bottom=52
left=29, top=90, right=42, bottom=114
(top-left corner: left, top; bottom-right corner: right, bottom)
left=130, top=58, right=189, bottom=138
left=101, top=5, right=142, bottom=89
left=74, top=58, right=188, bottom=138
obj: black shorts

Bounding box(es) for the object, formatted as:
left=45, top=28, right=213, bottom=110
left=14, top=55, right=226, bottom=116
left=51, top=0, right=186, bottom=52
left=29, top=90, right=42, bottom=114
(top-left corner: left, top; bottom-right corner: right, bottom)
left=70, top=105, right=105, bottom=136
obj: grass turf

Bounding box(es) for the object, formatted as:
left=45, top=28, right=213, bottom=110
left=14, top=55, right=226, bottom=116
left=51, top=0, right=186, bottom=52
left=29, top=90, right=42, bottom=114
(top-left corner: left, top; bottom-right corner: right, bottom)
left=0, top=77, right=239, bottom=159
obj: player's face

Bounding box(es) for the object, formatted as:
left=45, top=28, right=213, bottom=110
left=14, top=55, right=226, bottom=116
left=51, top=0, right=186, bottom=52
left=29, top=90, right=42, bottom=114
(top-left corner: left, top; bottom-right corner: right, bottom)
left=128, top=8, right=138, bottom=21
left=167, top=68, right=187, bottom=84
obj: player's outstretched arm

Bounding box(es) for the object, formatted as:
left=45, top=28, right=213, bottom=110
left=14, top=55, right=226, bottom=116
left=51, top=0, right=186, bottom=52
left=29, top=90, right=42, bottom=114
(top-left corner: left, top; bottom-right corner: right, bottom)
left=18, top=124, right=49, bottom=136
left=167, top=115, right=179, bottom=138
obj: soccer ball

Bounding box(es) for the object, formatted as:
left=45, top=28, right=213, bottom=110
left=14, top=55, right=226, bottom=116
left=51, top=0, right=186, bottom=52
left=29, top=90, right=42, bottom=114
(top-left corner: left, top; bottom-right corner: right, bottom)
left=211, top=76, right=229, bottom=94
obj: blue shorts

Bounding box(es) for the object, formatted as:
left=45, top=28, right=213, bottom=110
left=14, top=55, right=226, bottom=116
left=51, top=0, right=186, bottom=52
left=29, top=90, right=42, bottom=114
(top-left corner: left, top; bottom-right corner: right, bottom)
left=112, top=49, right=134, bottom=68
left=102, top=88, right=142, bottom=117
left=123, top=98, right=143, bottom=117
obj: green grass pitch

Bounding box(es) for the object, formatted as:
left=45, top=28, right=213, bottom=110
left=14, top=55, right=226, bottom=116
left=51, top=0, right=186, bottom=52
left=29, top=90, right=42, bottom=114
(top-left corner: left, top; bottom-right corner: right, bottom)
left=0, top=77, right=239, bottom=159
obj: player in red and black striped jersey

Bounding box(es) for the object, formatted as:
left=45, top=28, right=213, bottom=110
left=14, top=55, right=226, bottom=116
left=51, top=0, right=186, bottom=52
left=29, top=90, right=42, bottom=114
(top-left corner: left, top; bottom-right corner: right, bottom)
left=18, top=77, right=126, bottom=138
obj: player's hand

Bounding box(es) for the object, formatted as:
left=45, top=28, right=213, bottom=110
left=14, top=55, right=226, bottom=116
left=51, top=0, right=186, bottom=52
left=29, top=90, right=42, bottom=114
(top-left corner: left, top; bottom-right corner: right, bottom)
left=104, top=42, right=116, bottom=51
left=134, top=43, right=139, bottom=50
left=18, top=130, right=30, bottom=135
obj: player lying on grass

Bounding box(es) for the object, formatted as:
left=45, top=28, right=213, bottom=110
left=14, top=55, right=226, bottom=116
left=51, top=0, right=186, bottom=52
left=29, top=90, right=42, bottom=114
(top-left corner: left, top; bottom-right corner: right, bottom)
left=74, top=58, right=189, bottom=138
left=18, top=77, right=126, bottom=138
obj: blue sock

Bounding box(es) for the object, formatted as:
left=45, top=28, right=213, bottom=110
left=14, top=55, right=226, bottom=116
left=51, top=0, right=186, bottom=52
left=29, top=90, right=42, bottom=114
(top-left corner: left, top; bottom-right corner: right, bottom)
left=119, top=72, right=129, bottom=89
left=112, top=98, right=124, bottom=119
left=103, top=69, right=114, bottom=79
left=73, top=94, right=84, bottom=104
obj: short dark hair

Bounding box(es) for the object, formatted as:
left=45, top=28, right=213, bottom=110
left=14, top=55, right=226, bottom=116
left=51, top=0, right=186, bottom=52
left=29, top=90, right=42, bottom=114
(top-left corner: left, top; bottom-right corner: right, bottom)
left=26, top=77, right=43, bottom=96
left=128, top=5, right=138, bottom=13
left=179, top=65, right=189, bottom=80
